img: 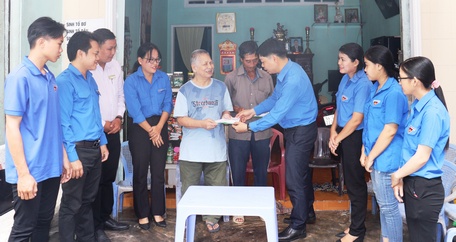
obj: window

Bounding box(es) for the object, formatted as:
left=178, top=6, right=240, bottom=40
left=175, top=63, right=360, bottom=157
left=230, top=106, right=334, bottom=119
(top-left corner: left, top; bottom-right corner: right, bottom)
left=186, top=0, right=344, bottom=7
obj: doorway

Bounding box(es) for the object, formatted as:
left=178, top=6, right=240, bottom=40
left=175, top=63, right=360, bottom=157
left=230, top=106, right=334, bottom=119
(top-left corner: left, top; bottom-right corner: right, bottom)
left=171, top=25, right=213, bottom=83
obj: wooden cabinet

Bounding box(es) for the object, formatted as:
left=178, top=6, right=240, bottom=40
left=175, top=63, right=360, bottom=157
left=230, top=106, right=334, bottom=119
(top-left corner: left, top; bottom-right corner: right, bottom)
left=287, top=53, right=314, bottom=84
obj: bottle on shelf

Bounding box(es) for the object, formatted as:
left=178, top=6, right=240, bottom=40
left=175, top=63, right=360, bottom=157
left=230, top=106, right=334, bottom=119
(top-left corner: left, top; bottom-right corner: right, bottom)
left=173, top=146, right=180, bottom=163
left=167, top=144, right=173, bottom=164
left=173, top=71, right=183, bottom=87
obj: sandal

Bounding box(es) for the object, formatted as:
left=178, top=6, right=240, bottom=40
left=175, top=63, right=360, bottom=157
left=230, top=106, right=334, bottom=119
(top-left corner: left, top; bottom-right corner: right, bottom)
left=205, top=221, right=220, bottom=233
left=233, top=215, right=245, bottom=224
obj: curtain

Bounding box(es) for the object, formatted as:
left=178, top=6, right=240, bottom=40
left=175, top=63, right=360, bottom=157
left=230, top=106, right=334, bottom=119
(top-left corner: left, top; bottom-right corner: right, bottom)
left=176, top=27, right=204, bottom=72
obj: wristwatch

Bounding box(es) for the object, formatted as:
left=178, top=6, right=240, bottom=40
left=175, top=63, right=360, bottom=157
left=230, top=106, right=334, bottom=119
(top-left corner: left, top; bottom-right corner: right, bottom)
left=115, top=115, right=123, bottom=123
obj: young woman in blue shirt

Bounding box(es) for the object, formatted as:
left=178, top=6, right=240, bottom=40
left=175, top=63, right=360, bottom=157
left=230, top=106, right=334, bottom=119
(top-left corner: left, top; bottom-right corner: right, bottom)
left=329, top=43, right=372, bottom=242
left=362, top=46, right=408, bottom=242
left=124, top=43, right=173, bottom=229
left=391, top=56, right=450, bottom=242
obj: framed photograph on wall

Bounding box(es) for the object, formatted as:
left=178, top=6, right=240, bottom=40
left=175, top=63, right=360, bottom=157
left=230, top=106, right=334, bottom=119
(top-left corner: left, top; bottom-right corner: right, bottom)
left=289, top=37, right=303, bottom=53
left=314, top=4, right=328, bottom=23
left=216, top=13, right=236, bottom=33
left=220, top=55, right=235, bottom=75
left=345, top=8, right=359, bottom=23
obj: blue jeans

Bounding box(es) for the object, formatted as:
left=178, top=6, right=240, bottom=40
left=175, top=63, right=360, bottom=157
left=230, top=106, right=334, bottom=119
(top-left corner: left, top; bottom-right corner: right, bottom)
left=371, top=169, right=403, bottom=242
left=228, top=134, right=270, bottom=186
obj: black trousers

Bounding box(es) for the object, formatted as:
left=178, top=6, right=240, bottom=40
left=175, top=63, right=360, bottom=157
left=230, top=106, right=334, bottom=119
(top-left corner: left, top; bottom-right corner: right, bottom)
left=284, top=122, right=317, bottom=230
left=404, top=176, right=444, bottom=242
left=127, top=116, right=168, bottom=220
left=338, top=127, right=367, bottom=237
left=59, top=146, right=102, bottom=242
left=8, top=177, right=60, bottom=242
left=92, top=132, right=121, bottom=229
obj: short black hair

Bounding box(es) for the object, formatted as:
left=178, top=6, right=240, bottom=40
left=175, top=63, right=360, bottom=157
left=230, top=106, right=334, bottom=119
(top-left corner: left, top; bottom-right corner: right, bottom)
left=258, top=38, right=287, bottom=58
left=67, top=31, right=98, bottom=62
left=238, top=41, right=258, bottom=59
left=93, top=28, right=116, bottom=45
left=27, top=17, right=66, bottom=48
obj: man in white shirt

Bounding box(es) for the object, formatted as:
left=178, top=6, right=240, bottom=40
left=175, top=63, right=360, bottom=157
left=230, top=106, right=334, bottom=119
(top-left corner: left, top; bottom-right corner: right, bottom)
left=91, top=28, right=128, bottom=241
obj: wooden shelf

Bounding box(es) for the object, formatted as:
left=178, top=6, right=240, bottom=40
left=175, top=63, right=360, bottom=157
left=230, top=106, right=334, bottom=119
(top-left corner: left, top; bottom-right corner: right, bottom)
left=312, top=22, right=363, bottom=28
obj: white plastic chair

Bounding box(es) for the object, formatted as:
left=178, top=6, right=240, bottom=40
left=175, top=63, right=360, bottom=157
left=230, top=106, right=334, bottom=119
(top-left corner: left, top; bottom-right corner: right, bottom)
left=112, top=141, right=135, bottom=220
left=443, top=144, right=456, bottom=242
left=112, top=141, right=155, bottom=220
left=437, top=160, right=456, bottom=241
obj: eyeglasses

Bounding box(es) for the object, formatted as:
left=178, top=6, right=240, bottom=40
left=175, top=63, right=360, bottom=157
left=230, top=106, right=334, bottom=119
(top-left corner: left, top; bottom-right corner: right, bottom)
left=243, top=58, right=259, bottom=64
left=144, top=57, right=161, bottom=64
left=397, top=76, right=412, bottom=82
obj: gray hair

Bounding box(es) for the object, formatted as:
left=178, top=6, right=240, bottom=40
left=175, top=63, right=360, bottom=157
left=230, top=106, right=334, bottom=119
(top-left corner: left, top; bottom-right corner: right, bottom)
left=190, top=49, right=210, bottom=65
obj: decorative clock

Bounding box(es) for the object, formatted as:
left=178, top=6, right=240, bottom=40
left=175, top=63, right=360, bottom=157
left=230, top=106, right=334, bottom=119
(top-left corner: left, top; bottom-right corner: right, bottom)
left=216, top=13, right=236, bottom=33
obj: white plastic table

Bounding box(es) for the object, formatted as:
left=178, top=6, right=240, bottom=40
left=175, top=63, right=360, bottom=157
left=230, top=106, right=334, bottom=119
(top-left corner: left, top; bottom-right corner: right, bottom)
left=174, top=186, right=278, bottom=242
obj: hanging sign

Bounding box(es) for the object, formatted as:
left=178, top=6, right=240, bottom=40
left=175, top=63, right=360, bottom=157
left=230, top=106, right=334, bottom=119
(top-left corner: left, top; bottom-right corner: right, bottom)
left=218, top=40, right=237, bottom=75
left=64, top=18, right=105, bottom=42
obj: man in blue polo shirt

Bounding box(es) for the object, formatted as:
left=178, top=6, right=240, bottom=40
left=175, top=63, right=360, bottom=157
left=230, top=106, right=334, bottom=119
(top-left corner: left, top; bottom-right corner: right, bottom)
left=233, top=38, right=318, bottom=241
left=57, top=31, right=109, bottom=242
left=4, top=16, right=68, bottom=242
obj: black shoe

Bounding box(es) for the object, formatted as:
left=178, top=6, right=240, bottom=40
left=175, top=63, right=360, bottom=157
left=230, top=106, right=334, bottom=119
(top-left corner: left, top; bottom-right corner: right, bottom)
left=278, top=226, right=307, bottom=241
left=335, top=231, right=347, bottom=238
left=283, top=212, right=316, bottom=224
left=336, top=234, right=364, bottom=242
left=138, top=222, right=150, bottom=230
left=104, top=217, right=129, bottom=231
left=153, top=218, right=167, bottom=228
left=307, top=212, right=316, bottom=224
left=95, top=229, right=111, bottom=242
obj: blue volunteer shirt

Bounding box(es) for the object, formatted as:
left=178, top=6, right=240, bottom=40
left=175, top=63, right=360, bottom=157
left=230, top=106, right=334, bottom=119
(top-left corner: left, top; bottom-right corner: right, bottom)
left=401, top=90, right=450, bottom=178
left=124, top=67, right=173, bottom=124
left=362, top=77, right=408, bottom=172
left=250, top=60, right=317, bottom=131
left=4, top=57, right=63, bottom=183
left=335, top=70, right=372, bottom=129
left=57, top=64, right=107, bottom=162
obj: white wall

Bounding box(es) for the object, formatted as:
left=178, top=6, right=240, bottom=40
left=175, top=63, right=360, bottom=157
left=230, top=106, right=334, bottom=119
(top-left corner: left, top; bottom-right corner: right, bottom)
left=420, top=0, right=456, bottom=142
left=0, top=0, right=125, bottom=146
left=61, top=0, right=124, bottom=69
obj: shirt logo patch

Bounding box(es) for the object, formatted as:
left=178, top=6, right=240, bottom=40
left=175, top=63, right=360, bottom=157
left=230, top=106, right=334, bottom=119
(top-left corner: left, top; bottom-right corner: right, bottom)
left=373, top=100, right=381, bottom=105
left=341, top=95, right=348, bottom=101
left=407, top=125, right=415, bottom=133
left=108, top=75, right=115, bottom=80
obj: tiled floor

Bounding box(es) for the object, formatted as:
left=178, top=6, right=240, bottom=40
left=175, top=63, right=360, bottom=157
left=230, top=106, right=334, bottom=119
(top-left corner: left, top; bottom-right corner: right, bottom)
left=5, top=169, right=412, bottom=241
left=48, top=204, right=410, bottom=242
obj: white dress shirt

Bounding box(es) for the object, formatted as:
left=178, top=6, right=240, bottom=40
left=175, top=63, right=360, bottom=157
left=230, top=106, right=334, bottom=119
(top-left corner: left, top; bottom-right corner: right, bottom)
left=91, top=59, right=126, bottom=127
